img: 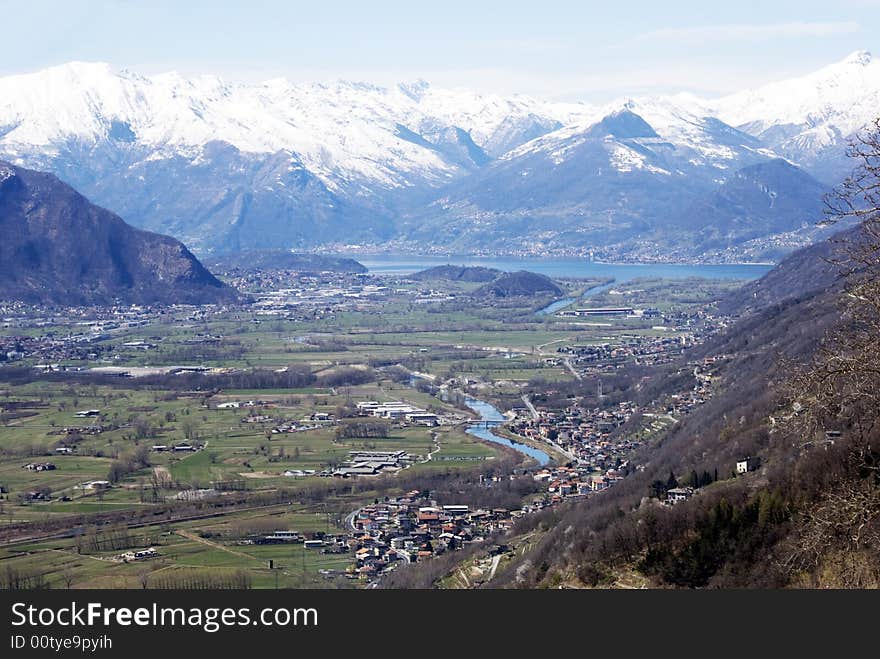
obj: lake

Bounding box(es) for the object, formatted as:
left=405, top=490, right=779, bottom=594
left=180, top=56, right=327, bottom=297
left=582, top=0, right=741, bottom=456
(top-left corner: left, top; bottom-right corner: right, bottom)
left=354, top=254, right=773, bottom=282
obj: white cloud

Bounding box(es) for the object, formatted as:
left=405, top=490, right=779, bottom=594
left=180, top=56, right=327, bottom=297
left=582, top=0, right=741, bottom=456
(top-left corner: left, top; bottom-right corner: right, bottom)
left=215, top=62, right=812, bottom=104
left=376, top=64, right=807, bottom=102
left=639, top=21, right=861, bottom=43
left=474, top=37, right=573, bottom=54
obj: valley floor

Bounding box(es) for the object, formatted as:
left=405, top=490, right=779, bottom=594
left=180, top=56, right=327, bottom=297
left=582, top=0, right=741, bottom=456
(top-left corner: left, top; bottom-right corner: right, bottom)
left=0, top=272, right=750, bottom=589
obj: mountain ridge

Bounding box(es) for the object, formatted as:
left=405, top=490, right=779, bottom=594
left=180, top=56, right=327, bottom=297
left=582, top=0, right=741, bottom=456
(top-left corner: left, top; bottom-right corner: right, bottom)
left=0, top=52, right=876, bottom=258
left=0, top=160, right=236, bottom=305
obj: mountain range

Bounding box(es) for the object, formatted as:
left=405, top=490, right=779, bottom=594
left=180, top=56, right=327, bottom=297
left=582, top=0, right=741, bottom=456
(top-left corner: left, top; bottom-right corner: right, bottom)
left=0, top=51, right=876, bottom=260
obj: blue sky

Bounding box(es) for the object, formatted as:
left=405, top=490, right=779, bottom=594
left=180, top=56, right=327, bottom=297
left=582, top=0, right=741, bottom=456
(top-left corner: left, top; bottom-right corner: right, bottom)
left=2, top=0, right=879, bottom=100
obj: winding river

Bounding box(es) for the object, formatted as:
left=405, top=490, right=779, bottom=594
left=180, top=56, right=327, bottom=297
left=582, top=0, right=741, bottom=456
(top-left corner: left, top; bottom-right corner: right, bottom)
left=463, top=396, right=550, bottom=466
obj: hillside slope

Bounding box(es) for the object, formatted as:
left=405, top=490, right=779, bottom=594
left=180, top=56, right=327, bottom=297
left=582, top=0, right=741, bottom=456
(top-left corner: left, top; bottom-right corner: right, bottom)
left=473, top=271, right=564, bottom=298
left=410, top=265, right=502, bottom=282
left=719, top=226, right=860, bottom=314
left=205, top=250, right=366, bottom=273
left=0, top=161, right=236, bottom=305
left=489, top=226, right=879, bottom=588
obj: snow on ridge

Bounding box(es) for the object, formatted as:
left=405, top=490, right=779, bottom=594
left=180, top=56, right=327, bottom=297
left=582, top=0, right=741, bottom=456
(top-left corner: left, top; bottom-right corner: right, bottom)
left=0, top=65, right=581, bottom=194
left=1, top=51, right=878, bottom=191
left=0, top=63, right=596, bottom=189
left=711, top=50, right=880, bottom=136
left=501, top=94, right=759, bottom=169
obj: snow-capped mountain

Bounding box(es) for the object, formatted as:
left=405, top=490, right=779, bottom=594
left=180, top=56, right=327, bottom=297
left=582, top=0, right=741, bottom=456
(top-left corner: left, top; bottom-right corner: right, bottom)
left=708, top=50, right=880, bottom=183
left=405, top=99, right=829, bottom=260
left=0, top=62, right=591, bottom=193
left=0, top=62, right=597, bottom=251
left=0, top=53, right=873, bottom=259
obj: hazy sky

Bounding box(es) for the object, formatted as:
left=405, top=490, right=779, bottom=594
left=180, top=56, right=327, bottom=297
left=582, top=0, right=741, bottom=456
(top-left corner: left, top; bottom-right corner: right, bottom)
left=3, top=0, right=879, bottom=100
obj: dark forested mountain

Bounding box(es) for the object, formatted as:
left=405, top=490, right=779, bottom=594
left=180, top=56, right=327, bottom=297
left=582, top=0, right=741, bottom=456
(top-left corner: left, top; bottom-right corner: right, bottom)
left=410, top=265, right=502, bottom=282
left=205, top=250, right=366, bottom=273
left=473, top=271, right=563, bottom=298
left=0, top=161, right=236, bottom=305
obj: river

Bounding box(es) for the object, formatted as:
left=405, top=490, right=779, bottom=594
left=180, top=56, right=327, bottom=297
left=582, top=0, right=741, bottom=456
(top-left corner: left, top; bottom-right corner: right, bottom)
left=463, top=396, right=550, bottom=466
left=535, top=297, right=576, bottom=316
left=535, top=279, right=618, bottom=315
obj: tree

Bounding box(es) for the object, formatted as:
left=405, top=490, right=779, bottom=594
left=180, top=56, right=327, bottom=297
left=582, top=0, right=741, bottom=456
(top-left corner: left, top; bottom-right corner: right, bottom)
left=138, top=568, right=151, bottom=590
left=181, top=418, right=197, bottom=441
left=61, top=567, right=75, bottom=590
left=133, top=416, right=153, bottom=440
left=790, top=118, right=880, bottom=437
left=780, top=118, right=880, bottom=581
left=649, top=480, right=667, bottom=499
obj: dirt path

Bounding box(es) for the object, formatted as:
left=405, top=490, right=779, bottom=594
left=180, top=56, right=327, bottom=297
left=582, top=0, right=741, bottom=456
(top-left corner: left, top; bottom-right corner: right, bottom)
left=563, top=358, right=583, bottom=381
left=49, top=548, right=114, bottom=563
left=536, top=337, right=570, bottom=352
left=175, top=529, right=260, bottom=562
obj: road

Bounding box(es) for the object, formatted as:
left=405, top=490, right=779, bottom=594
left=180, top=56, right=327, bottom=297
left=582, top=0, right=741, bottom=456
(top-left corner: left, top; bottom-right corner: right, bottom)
left=520, top=394, right=577, bottom=462
left=176, top=529, right=259, bottom=562
left=563, top=358, right=583, bottom=381
left=643, top=412, right=679, bottom=424
left=344, top=507, right=360, bottom=532
left=536, top=337, right=570, bottom=352
left=520, top=394, right=539, bottom=421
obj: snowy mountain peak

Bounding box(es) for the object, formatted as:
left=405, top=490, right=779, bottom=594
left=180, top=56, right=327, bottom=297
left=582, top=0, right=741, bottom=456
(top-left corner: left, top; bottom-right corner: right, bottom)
left=588, top=109, right=658, bottom=139
left=397, top=79, right=431, bottom=101
left=0, top=62, right=601, bottom=199
left=713, top=48, right=880, bottom=127
left=708, top=47, right=880, bottom=181
left=843, top=49, right=872, bottom=66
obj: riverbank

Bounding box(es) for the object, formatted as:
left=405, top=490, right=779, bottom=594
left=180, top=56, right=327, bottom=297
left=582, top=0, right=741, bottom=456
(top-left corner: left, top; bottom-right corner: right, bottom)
left=462, top=396, right=550, bottom=466
left=489, top=424, right=568, bottom=464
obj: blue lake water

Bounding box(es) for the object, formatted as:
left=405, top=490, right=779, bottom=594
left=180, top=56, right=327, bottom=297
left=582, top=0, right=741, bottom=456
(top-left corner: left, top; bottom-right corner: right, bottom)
left=355, top=255, right=773, bottom=282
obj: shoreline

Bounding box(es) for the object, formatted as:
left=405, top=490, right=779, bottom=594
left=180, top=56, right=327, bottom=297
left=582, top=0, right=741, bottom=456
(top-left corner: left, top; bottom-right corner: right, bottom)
left=321, top=251, right=778, bottom=268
